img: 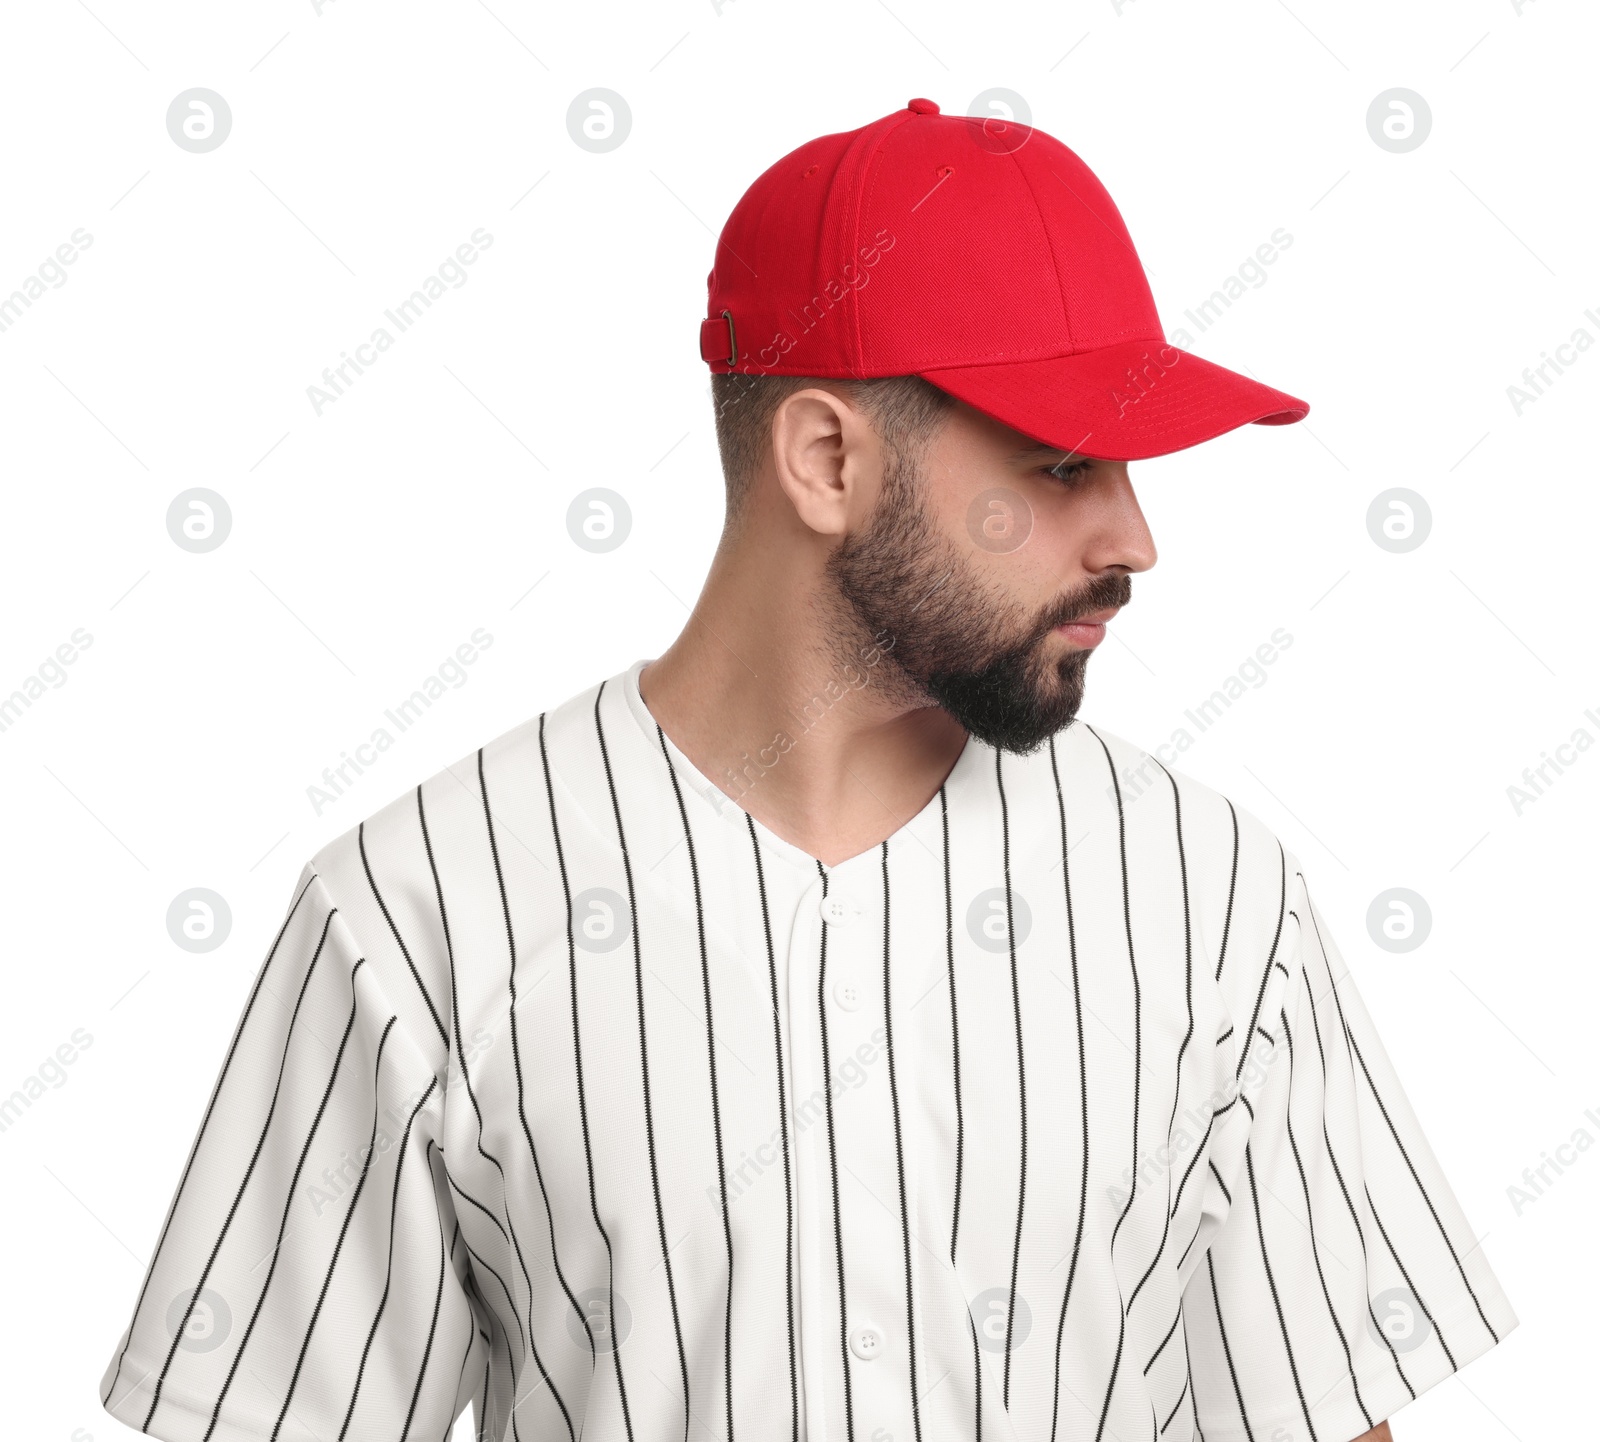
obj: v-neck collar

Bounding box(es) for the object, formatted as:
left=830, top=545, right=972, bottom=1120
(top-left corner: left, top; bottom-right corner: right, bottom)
left=620, top=656, right=980, bottom=878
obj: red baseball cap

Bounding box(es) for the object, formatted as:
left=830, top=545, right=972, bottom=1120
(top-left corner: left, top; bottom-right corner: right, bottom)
left=698, top=98, right=1308, bottom=462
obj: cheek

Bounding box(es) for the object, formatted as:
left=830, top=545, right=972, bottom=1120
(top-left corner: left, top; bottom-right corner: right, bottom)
left=919, top=436, right=1092, bottom=600
left=1000, top=547, right=1075, bottom=618
left=943, top=473, right=1044, bottom=561
left=1028, top=483, right=1114, bottom=560
left=995, top=492, right=1102, bottom=609
left=962, top=516, right=1074, bottom=623
left=922, top=434, right=1022, bottom=542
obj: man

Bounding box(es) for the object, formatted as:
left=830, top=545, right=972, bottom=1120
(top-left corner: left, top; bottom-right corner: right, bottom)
left=101, top=99, right=1514, bottom=1442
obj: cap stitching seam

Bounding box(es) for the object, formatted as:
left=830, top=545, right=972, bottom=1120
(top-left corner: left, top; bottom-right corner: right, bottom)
left=852, top=108, right=922, bottom=377
left=912, top=328, right=1166, bottom=367
left=1002, top=140, right=1075, bottom=352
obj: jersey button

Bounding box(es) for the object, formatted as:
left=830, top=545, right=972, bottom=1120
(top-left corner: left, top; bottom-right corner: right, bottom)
left=849, top=1323, right=884, bottom=1360
left=832, top=978, right=863, bottom=1011
left=820, top=894, right=857, bottom=926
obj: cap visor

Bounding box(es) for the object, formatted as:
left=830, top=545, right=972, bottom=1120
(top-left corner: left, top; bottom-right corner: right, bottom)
left=917, top=340, right=1308, bottom=462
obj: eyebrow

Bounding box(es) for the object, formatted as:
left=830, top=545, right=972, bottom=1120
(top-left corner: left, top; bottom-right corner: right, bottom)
left=1009, top=442, right=1085, bottom=464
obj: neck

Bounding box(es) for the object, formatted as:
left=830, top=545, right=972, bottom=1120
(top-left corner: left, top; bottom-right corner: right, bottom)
left=637, top=534, right=968, bottom=867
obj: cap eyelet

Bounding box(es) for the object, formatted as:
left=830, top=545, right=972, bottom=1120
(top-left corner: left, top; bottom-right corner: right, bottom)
left=802, top=163, right=819, bottom=178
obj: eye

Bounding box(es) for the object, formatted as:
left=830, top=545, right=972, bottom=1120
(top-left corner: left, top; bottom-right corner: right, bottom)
left=1040, top=457, right=1092, bottom=486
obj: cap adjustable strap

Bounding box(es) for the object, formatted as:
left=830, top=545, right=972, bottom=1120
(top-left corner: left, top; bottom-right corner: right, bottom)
left=699, top=310, right=737, bottom=364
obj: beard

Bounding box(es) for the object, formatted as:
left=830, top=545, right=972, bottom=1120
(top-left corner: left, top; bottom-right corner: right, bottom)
left=824, top=447, right=1131, bottom=755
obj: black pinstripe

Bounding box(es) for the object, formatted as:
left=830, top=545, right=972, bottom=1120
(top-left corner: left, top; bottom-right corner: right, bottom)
left=1242, top=1141, right=1317, bottom=1438
left=996, top=753, right=1028, bottom=1410
left=658, top=725, right=738, bottom=1442
left=465, top=763, right=591, bottom=1370
left=940, top=786, right=983, bottom=1442
left=101, top=870, right=320, bottom=1416
left=543, top=707, right=636, bottom=1442
left=1278, top=1004, right=1374, bottom=1429
left=881, top=840, right=925, bottom=1442
left=595, top=692, right=693, bottom=1442
left=141, top=904, right=340, bottom=1432
left=273, top=1013, right=399, bottom=1440
left=401, top=1142, right=451, bottom=1442
left=360, top=820, right=449, bottom=1049
left=815, top=859, right=858, bottom=1442
left=1213, top=801, right=1241, bottom=984
left=746, top=813, right=801, bottom=1442
left=202, top=954, right=370, bottom=1441
left=1205, top=1251, right=1253, bottom=1442
left=1048, top=729, right=1091, bottom=1442
left=342, top=1076, right=445, bottom=1437
left=1300, top=919, right=1415, bottom=1400
left=1088, top=722, right=1143, bottom=1442
left=1234, top=844, right=1288, bottom=1087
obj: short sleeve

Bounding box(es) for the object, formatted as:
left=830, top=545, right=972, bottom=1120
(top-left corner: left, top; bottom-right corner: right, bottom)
left=99, top=863, right=488, bottom=1442
left=1182, top=854, right=1519, bottom=1442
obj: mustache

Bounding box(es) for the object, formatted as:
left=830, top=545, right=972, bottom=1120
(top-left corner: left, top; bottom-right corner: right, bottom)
left=1035, top=574, right=1133, bottom=634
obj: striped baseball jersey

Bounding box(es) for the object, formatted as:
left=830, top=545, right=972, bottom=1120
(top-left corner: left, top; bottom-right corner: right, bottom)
left=101, top=656, right=1517, bottom=1442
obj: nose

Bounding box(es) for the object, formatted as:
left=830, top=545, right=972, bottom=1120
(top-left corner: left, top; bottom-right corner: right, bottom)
left=1083, top=463, right=1157, bottom=576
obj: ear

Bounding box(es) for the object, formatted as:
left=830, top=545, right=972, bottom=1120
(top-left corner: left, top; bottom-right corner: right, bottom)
left=769, top=386, right=882, bottom=537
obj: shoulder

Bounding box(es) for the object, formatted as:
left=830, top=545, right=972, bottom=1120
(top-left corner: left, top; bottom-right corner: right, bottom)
left=306, top=671, right=610, bottom=893
left=1049, top=716, right=1302, bottom=958
left=306, top=713, right=529, bottom=908
left=1039, top=717, right=1284, bottom=854
left=293, top=673, right=613, bottom=1050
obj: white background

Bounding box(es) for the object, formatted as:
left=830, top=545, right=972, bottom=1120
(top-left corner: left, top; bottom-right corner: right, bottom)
left=1, top=0, right=1592, bottom=1437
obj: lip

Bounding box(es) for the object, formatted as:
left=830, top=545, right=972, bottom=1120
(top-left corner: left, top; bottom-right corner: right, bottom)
left=1053, top=607, right=1118, bottom=647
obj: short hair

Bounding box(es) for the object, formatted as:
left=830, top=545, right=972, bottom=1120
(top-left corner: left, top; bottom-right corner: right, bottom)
left=709, top=371, right=954, bottom=525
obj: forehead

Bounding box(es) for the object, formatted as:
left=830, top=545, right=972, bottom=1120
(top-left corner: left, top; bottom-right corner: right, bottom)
left=934, top=401, right=1081, bottom=464
left=930, top=397, right=1076, bottom=462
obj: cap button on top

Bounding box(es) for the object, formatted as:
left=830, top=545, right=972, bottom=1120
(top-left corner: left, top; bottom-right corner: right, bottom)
left=907, top=97, right=940, bottom=115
